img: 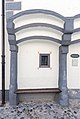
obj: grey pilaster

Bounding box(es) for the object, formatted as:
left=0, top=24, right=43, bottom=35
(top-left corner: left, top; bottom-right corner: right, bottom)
left=62, top=34, right=71, bottom=45
left=7, top=21, right=19, bottom=105
left=62, top=18, right=73, bottom=46
left=58, top=18, right=73, bottom=106
left=6, top=11, right=13, bottom=19
left=9, top=43, right=18, bottom=105
left=59, top=46, right=69, bottom=106
left=64, top=18, right=73, bottom=33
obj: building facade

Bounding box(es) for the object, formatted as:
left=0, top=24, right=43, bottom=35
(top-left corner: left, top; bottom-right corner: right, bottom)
left=0, top=0, right=80, bottom=106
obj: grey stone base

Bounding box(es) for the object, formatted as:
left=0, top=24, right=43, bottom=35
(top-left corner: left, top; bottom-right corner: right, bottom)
left=18, top=93, right=58, bottom=103
left=0, top=90, right=59, bottom=103
left=9, top=92, right=18, bottom=105
left=0, top=89, right=80, bottom=103
left=58, top=92, right=69, bottom=106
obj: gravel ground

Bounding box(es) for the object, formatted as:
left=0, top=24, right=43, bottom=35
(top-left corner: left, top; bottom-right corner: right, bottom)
left=0, top=99, right=80, bottom=119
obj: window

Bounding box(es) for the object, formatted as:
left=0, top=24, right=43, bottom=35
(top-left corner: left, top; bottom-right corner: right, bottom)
left=39, top=54, right=50, bottom=68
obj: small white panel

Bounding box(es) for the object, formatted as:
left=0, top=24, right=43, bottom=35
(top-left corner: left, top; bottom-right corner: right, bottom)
left=72, top=59, right=78, bottom=66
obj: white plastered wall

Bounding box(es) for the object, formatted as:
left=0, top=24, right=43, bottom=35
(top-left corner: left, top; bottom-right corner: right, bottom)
left=0, top=0, right=80, bottom=90
left=18, top=40, right=59, bottom=89
left=5, top=32, right=10, bottom=89
left=14, top=0, right=80, bottom=17
left=67, top=43, right=80, bottom=89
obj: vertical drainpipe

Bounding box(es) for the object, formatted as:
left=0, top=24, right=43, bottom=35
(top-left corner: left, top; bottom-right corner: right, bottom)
left=2, top=0, right=5, bottom=104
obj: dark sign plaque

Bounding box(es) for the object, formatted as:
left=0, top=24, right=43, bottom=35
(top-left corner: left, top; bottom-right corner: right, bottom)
left=71, top=54, right=79, bottom=58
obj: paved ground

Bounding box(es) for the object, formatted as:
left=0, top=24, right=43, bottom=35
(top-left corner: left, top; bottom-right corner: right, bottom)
left=0, top=99, right=80, bottom=119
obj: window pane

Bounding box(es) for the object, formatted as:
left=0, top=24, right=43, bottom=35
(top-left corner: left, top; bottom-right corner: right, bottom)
left=39, top=54, right=50, bottom=68
left=41, top=56, right=48, bottom=65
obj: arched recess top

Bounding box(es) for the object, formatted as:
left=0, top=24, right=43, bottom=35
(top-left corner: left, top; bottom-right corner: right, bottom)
left=8, top=9, right=66, bottom=22
left=16, top=36, right=61, bottom=45
left=15, top=23, right=64, bottom=33
left=7, top=9, right=64, bottom=45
